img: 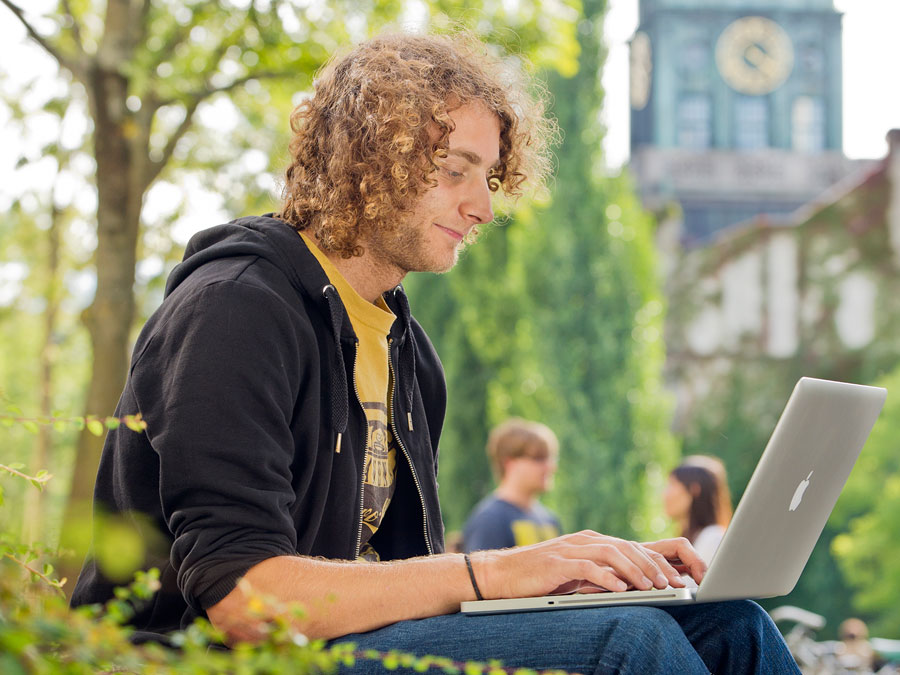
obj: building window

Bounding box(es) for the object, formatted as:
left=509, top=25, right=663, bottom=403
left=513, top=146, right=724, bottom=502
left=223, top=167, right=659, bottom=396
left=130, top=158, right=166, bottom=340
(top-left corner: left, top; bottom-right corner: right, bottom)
left=792, top=96, right=825, bottom=153
left=677, top=94, right=711, bottom=149
left=734, top=96, right=769, bottom=150
left=679, top=39, right=709, bottom=77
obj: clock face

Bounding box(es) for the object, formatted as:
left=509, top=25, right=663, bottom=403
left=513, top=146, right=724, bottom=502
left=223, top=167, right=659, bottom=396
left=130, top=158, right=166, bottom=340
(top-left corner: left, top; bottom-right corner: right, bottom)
left=716, top=16, right=794, bottom=95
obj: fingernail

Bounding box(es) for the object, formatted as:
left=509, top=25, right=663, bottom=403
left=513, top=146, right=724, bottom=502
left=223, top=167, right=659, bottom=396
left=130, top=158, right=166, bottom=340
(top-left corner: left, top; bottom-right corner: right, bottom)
left=642, top=576, right=653, bottom=589
left=656, top=574, right=668, bottom=587
left=615, top=580, right=627, bottom=591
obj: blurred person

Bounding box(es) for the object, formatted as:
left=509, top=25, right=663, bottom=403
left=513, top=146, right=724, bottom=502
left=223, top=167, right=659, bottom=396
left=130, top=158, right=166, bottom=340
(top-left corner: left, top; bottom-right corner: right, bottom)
left=683, top=454, right=733, bottom=524
left=837, top=617, right=876, bottom=671
left=663, top=458, right=733, bottom=564
left=69, top=29, right=798, bottom=674
left=462, top=418, right=562, bottom=552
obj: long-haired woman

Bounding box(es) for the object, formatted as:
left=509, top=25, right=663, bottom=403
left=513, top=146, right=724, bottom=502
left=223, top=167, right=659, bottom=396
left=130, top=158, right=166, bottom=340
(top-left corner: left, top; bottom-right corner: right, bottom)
left=663, top=457, right=733, bottom=564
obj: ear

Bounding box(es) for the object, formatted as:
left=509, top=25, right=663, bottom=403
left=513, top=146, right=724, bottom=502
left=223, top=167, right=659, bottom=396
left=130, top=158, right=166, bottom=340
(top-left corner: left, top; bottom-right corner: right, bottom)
left=689, top=482, right=702, bottom=498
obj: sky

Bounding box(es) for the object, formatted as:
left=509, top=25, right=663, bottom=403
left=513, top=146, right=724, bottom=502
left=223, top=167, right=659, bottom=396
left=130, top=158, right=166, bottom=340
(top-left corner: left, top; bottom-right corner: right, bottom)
left=601, top=0, right=900, bottom=168
left=1, top=0, right=898, bottom=183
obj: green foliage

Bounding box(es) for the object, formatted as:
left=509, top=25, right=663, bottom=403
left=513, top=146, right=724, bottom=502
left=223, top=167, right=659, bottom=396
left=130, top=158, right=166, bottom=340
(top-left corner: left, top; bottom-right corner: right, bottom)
left=523, top=0, right=676, bottom=538
left=407, top=0, right=677, bottom=539
left=0, top=429, right=578, bottom=673
left=832, top=364, right=900, bottom=636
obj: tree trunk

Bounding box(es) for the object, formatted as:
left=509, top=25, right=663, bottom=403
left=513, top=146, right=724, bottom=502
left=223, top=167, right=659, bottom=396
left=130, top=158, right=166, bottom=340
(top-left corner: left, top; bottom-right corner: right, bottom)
left=58, top=56, right=141, bottom=591
left=24, top=201, right=62, bottom=545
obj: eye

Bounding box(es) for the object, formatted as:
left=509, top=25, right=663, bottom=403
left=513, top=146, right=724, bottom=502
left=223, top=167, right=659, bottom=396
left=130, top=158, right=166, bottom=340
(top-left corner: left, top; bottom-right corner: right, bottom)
left=444, top=167, right=464, bottom=179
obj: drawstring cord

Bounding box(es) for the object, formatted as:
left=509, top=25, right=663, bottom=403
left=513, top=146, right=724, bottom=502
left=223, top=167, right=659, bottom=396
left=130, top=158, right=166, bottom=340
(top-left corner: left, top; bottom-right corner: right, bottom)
left=323, top=284, right=349, bottom=453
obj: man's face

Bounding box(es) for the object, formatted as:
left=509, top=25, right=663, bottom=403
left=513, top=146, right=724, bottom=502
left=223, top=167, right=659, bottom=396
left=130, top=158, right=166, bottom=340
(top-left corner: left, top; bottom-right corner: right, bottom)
left=504, top=450, right=558, bottom=497
left=363, top=101, right=501, bottom=276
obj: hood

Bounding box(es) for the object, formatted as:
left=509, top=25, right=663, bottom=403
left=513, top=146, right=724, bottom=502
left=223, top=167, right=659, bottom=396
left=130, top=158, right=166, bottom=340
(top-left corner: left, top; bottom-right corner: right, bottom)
left=166, top=214, right=419, bottom=439
left=165, top=215, right=327, bottom=303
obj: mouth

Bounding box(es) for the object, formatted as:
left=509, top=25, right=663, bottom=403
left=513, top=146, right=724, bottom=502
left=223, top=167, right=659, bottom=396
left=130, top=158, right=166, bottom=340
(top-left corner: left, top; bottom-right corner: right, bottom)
left=434, top=223, right=465, bottom=242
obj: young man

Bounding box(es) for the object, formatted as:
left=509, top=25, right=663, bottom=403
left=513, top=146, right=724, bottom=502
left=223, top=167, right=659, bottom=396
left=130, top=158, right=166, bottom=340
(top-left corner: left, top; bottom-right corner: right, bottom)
left=71, top=32, right=799, bottom=673
left=463, top=418, right=562, bottom=552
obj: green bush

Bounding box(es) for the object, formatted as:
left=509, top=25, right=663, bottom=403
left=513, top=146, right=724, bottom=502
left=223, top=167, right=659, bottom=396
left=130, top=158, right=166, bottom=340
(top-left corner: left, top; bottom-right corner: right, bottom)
left=0, top=415, right=569, bottom=674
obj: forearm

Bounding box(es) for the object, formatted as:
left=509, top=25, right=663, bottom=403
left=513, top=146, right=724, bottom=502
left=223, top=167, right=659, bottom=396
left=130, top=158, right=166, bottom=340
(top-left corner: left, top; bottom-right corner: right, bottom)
left=207, top=552, right=477, bottom=642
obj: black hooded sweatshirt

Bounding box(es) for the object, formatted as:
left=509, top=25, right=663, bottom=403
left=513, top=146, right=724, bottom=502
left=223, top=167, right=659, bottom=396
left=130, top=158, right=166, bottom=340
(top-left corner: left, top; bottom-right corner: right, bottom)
left=70, top=215, right=447, bottom=635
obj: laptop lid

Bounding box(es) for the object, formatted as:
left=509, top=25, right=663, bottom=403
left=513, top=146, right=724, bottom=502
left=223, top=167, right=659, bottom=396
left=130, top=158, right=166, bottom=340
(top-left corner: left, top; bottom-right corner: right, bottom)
left=695, top=377, right=885, bottom=602
left=461, top=377, right=886, bottom=615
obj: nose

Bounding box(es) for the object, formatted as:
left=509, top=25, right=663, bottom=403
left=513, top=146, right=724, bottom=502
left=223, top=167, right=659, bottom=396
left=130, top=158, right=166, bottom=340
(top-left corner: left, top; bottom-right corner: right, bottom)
left=462, top=177, right=494, bottom=225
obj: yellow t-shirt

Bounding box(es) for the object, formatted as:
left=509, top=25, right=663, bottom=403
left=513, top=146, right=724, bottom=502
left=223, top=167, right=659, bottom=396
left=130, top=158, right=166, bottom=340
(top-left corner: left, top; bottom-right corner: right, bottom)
left=300, top=233, right=398, bottom=561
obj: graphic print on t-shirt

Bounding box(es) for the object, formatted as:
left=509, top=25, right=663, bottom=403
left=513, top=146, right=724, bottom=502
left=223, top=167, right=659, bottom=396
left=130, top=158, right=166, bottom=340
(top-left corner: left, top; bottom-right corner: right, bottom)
left=361, top=401, right=398, bottom=535
left=511, top=519, right=560, bottom=547
left=298, top=231, right=398, bottom=561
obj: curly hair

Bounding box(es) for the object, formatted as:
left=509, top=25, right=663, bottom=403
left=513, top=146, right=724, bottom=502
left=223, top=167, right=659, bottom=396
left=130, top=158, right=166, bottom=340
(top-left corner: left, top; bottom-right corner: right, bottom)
left=277, top=31, right=555, bottom=258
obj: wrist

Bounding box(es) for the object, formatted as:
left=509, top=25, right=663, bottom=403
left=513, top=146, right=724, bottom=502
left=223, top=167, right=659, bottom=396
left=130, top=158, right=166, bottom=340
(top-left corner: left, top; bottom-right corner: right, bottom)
left=463, top=552, right=483, bottom=601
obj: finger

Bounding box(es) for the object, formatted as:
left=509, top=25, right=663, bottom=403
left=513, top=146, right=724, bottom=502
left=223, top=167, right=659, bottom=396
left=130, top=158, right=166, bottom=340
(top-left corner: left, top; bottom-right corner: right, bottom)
left=642, top=548, right=686, bottom=587
left=564, top=543, right=661, bottom=591
left=561, top=559, right=631, bottom=593
left=596, top=539, right=674, bottom=589
left=644, top=539, right=707, bottom=583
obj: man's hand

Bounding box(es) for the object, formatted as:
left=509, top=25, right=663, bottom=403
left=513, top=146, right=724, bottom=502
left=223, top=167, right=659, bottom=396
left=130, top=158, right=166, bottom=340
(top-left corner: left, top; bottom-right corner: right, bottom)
left=470, top=531, right=707, bottom=600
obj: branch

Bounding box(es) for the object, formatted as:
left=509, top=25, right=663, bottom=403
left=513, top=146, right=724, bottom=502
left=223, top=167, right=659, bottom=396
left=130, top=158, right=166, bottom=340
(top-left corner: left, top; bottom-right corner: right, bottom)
left=197, top=70, right=290, bottom=100
left=3, top=553, right=66, bottom=595
left=140, top=0, right=220, bottom=74
left=0, top=463, right=52, bottom=486
left=145, top=70, right=288, bottom=187
left=133, top=0, right=154, bottom=53
left=0, top=0, right=81, bottom=76
left=144, top=98, right=201, bottom=188
left=59, top=0, right=86, bottom=57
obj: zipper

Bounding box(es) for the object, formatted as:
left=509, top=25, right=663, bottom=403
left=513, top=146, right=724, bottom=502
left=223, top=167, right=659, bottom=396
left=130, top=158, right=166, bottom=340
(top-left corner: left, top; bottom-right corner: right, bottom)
left=350, top=338, right=368, bottom=559
left=388, top=337, right=433, bottom=556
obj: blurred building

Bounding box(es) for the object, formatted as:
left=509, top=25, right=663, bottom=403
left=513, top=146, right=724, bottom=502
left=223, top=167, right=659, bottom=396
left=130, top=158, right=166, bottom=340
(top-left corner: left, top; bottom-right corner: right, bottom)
left=664, top=131, right=900, bottom=423
left=628, top=0, right=896, bottom=422
left=630, top=0, right=872, bottom=248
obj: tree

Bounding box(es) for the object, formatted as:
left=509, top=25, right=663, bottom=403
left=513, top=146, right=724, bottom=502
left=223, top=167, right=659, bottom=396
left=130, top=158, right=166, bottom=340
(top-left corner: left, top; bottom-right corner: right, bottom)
left=0, top=87, right=92, bottom=546
left=407, top=0, right=677, bottom=538
left=830, top=364, right=900, bottom=636
left=1, top=1, right=373, bottom=581
left=526, top=0, right=676, bottom=536
left=1, top=0, right=581, bottom=584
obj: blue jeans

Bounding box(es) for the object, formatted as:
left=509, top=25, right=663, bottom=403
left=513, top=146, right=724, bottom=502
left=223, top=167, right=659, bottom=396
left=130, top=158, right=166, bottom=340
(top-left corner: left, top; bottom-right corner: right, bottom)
left=330, top=600, right=799, bottom=674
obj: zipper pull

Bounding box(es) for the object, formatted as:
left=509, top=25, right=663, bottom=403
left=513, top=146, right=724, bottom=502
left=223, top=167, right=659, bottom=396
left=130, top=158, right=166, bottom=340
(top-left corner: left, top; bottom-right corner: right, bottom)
left=407, top=411, right=414, bottom=431
left=335, top=432, right=342, bottom=454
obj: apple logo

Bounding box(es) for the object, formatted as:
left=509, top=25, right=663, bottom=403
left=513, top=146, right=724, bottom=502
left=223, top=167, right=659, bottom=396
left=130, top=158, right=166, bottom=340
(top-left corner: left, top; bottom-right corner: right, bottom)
left=790, top=471, right=813, bottom=511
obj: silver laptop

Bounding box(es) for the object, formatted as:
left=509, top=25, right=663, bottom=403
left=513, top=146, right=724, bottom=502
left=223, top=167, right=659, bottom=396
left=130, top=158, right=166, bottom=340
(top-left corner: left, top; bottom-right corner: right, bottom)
left=461, top=377, right=886, bottom=615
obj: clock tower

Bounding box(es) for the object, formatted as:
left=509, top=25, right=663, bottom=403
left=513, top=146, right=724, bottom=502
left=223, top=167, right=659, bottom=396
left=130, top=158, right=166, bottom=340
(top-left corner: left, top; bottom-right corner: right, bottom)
left=629, top=0, right=863, bottom=245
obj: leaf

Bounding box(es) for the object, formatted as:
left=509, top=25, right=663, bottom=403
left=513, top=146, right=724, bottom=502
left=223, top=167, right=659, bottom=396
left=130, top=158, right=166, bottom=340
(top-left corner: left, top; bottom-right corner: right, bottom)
left=86, top=418, right=105, bottom=436
left=0, top=417, right=13, bottom=428
left=22, top=421, right=39, bottom=434
left=124, top=414, right=147, bottom=433
left=104, top=417, right=121, bottom=430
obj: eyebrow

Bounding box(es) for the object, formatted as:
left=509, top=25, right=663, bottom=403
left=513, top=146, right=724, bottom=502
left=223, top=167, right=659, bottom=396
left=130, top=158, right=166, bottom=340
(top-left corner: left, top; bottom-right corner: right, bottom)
left=448, top=148, right=502, bottom=170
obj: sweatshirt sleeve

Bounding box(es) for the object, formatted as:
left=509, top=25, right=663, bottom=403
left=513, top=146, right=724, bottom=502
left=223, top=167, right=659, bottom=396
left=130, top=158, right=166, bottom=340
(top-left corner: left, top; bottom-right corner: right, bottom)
left=130, top=278, right=308, bottom=613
